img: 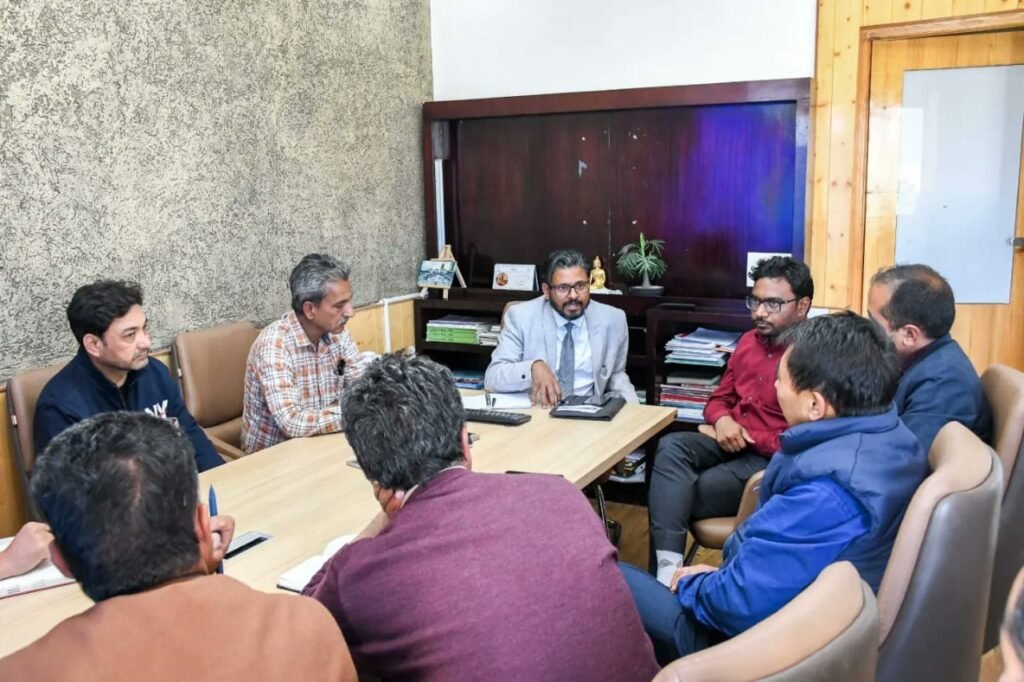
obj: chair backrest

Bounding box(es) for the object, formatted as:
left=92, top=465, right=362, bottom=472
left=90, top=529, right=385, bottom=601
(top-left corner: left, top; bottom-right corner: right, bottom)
left=981, top=364, right=1024, bottom=650
left=654, top=562, right=879, bottom=682
left=875, top=422, right=1002, bottom=682
left=6, top=362, right=65, bottom=519
left=171, top=321, right=259, bottom=446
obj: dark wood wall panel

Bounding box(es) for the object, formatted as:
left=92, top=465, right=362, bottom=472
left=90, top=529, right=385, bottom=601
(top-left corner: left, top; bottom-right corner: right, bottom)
left=455, top=113, right=613, bottom=286
left=611, top=103, right=798, bottom=298
left=427, top=80, right=809, bottom=299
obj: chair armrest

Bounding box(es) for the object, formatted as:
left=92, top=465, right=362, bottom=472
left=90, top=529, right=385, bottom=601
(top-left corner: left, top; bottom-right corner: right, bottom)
left=208, top=434, right=245, bottom=461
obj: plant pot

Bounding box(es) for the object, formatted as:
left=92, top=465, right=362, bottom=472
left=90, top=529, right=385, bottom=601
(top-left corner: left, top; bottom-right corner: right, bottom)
left=628, top=285, right=664, bottom=297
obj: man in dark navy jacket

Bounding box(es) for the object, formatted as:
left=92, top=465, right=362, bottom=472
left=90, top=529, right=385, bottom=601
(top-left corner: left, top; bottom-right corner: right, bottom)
left=867, top=264, right=991, bottom=453
left=34, top=280, right=222, bottom=471
left=621, top=313, right=928, bottom=663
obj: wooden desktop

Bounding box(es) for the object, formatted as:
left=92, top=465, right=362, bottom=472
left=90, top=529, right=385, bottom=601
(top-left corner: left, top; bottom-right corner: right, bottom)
left=0, top=400, right=674, bottom=657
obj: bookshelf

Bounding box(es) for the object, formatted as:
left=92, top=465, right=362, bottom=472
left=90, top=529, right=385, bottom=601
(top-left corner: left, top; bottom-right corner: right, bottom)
left=644, top=305, right=752, bottom=423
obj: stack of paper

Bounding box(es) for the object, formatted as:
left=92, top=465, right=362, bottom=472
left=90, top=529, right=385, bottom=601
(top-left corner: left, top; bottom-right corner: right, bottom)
left=461, top=392, right=532, bottom=410
left=426, top=316, right=501, bottom=345
left=660, top=380, right=721, bottom=420
left=665, top=328, right=741, bottom=368
left=477, top=323, right=501, bottom=347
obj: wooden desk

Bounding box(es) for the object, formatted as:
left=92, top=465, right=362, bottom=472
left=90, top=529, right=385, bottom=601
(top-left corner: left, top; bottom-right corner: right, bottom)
left=0, top=402, right=673, bottom=657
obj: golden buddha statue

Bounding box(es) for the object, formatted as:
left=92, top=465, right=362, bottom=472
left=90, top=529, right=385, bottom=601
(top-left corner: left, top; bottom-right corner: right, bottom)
left=590, top=256, right=607, bottom=290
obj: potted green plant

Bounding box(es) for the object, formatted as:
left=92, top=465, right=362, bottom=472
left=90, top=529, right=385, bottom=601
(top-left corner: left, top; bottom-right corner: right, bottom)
left=616, top=232, right=666, bottom=296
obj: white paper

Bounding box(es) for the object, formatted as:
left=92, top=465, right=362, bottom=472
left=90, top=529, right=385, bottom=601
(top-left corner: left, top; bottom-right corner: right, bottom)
left=277, top=533, right=357, bottom=593
left=462, top=392, right=533, bottom=410
left=0, top=537, right=75, bottom=599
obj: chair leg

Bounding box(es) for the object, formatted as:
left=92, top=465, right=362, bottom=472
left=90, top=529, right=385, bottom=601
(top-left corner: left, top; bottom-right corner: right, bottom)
left=683, top=539, right=700, bottom=566
left=585, top=482, right=620, bottom=545
left=593, top=483, right=610, bottom=539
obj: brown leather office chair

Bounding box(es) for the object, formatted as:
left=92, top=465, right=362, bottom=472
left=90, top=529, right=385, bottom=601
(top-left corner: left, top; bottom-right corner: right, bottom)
left=172, top=321, right=259, bottom=461
left=6, top=362, right=66, bottom=520
left=654, top=561, right=879, bottom=682
left=980, top=364, right=1024, bottom=651
left=875, top=422, right=1002, bottom=682
left=684, top=470, right=764, bottom=565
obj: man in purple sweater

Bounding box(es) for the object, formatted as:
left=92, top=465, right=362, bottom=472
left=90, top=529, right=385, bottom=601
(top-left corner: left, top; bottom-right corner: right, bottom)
left=304, top=354, right=658, bottom=681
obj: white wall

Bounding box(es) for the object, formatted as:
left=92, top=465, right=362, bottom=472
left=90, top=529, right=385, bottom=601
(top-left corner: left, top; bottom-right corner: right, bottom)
left=430, top=0, right=817, bottom=101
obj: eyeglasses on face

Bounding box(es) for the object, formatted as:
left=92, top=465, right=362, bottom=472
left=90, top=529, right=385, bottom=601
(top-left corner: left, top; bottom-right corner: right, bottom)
left=745, top=295, right=798, bottom=314
left=552, top=282, right=590, bottom=296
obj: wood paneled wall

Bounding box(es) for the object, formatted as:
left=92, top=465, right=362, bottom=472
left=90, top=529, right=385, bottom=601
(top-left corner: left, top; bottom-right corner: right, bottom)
left=0, top=300, right=417, bottom=536
left=810, top=0, right=1023, bottom=309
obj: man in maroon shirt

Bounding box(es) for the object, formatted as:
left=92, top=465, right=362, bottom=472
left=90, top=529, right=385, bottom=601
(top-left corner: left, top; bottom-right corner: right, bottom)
left=304, top=354, right=659, bottom=681
left=648, top=257, right=813, bottom=585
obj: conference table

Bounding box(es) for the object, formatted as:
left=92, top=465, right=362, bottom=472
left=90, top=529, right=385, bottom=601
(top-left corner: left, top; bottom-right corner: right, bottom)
left=0, top=400, right=674, bottom=657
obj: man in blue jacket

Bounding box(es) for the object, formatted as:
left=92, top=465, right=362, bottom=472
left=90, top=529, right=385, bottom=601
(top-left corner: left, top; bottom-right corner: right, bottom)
left=867, top=263, right=991, bottom=453
left=621, top=312, right=928, bottom=663
left=34, top=280, right=222, bottom=471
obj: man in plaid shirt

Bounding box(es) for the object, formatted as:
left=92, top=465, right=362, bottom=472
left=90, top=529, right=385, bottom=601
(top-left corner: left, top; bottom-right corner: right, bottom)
left=242, top=254, right=369, bottom=453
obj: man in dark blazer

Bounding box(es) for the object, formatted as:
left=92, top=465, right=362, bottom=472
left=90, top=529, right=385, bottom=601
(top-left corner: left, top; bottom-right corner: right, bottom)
left=867, top=263, right=992, bottom=452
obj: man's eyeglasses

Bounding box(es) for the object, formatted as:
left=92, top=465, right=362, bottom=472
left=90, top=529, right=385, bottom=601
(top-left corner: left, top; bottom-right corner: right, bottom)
left=745, top=295, right=798, bottom=314
left=552, top=282, right=590, bottom=296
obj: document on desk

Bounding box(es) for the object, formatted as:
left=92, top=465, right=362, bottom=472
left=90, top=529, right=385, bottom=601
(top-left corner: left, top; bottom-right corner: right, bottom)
left=277, top=534, right=357, bottom=593
left=461, top=392, right=532, bottom=410
left=0, top=537, right=75, bottom=599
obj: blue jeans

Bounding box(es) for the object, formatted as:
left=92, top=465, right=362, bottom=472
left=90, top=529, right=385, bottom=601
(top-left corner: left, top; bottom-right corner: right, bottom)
left=619, top=562, right=725, bottom=666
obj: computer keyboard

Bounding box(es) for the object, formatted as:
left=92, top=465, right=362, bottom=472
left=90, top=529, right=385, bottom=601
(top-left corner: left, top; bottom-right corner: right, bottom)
left=464, top=408, right=532, bottom=426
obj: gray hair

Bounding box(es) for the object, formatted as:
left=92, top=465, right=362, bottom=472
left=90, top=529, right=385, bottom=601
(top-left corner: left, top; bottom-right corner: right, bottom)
left=542, top=248, right=590, bottom=285
left=342, top=354, right=465, bottom=490
left=289, top=254, right=351, bottom=315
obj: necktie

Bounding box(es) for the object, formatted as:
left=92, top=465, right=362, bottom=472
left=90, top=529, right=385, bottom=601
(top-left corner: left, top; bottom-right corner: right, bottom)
left=558, top=322, right=575, bottom=397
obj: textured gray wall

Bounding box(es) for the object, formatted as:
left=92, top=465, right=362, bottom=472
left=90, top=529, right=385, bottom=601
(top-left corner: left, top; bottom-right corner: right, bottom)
left=0, top=0, right=431, bottom=379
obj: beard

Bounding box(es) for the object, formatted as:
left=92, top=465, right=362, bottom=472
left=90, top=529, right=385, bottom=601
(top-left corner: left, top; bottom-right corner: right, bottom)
left=753, top=319, right=777, bottom=337
left=553, top=299, right=586, bottom=320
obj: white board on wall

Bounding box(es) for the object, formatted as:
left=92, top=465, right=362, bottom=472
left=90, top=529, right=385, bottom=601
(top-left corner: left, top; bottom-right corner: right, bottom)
left=895, top=65, right=1024, bottom=304
left=430, top=0, right=817, bottom=101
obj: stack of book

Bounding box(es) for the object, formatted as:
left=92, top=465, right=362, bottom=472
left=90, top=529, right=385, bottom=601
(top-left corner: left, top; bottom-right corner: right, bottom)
left=451, top=369, right=485, bottom=390
left=665, top=327, right=741, bottom=368
left=659, top=368, right=723, bottom=423
left=477, top=324, right=501, bottom=347
left=426, top=315, right=501, bottom=345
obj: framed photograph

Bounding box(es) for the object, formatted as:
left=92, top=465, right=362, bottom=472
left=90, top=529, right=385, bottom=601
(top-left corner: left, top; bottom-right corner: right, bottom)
left=492, top=263, right=537, bottom=291
left=417, top=260, right=457, bottom=289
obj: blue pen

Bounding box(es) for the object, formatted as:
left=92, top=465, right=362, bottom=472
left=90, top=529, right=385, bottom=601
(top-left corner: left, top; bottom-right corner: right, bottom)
left=208, top=485, right=223, bottom=574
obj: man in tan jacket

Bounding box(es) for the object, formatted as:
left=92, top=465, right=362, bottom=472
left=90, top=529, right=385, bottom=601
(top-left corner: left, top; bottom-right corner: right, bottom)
left=0, top=412, right=355, bottom=681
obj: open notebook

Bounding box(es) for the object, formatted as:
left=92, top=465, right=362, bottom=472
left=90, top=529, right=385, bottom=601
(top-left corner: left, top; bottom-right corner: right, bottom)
left=277, top=534, right=357, bottom=593
left=0, top=536, right=75, bottom=599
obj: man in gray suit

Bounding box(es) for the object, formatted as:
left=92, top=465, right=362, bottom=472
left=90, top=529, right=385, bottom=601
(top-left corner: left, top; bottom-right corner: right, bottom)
left=485, top=249, right=638, bottom=406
